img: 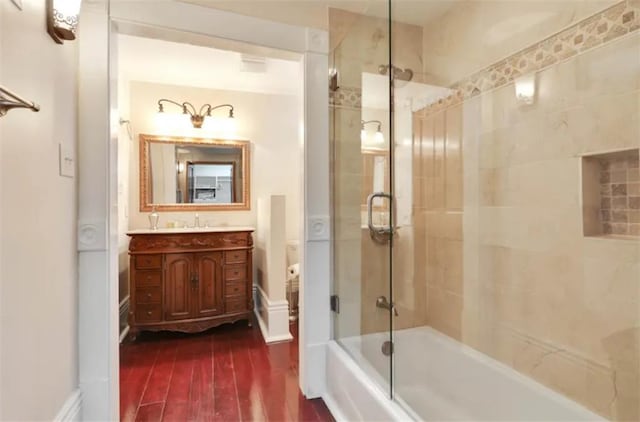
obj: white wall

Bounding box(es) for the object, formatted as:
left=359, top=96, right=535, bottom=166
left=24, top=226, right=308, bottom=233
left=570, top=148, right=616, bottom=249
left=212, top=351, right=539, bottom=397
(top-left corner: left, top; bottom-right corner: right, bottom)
left=127, top=81, right=302, bottom=242
left=0, top=1, right=78, bottom=420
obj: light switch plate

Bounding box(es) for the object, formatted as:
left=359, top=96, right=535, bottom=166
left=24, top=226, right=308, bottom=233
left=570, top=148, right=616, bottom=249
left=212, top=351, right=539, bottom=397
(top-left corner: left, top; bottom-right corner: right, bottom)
left=10, top=0, right=22, bottom=10
left=59, top=142, right=75, bottom=178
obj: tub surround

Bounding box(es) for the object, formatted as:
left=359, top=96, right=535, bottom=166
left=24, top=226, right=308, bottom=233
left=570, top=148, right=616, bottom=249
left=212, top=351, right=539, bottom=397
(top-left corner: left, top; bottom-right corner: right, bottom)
left=333, top=328, right=603, bottom=421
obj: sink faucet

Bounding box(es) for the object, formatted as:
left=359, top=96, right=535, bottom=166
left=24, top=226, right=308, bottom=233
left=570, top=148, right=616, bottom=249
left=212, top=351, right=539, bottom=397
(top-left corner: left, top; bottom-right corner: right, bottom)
left=376, top=296, right=399, bottom=316
left=194, top=213, right=200, bottom=228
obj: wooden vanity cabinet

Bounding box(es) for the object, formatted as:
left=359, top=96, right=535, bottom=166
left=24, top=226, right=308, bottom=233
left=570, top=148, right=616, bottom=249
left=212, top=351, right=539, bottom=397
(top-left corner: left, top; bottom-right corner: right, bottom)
left=127, top=230, right=253, bottom=337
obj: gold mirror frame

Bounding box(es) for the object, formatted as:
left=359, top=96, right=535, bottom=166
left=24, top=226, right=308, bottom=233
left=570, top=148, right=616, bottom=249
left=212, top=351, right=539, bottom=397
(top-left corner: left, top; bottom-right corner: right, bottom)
left=139, top=134, right=251, bottom=212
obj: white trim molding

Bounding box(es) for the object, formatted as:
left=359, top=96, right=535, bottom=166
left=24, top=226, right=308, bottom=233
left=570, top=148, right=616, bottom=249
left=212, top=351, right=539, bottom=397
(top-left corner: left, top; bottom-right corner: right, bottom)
left=119, top=295, right=130, bottom=343
left=54, top=389, right=82, bottom=422
left=254, top=284, right=293, bottom=343
left=78, top=2, right=330, bottom=417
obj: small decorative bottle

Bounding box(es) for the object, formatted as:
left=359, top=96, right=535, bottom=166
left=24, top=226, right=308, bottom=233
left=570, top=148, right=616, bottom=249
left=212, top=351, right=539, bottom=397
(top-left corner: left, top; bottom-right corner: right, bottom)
left=148, top=205, right=160, bottom=230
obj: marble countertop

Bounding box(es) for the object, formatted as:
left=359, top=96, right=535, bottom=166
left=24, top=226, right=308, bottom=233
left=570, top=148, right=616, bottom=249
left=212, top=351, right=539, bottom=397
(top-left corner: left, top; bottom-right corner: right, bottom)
left=127, top=226, right=255, bottom=235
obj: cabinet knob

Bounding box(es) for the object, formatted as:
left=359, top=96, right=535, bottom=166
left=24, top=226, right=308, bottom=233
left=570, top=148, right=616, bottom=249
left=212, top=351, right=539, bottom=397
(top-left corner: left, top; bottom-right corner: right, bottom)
left=146, top=276, right=151, bottom=281
left=147, top=311, right=152, bottom=316
left=146, top=293, right=152, bottom=299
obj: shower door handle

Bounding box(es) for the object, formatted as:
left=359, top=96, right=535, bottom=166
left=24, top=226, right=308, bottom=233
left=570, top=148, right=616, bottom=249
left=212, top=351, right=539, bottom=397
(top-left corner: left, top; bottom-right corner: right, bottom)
left=367, top=192, right=393, bottom=242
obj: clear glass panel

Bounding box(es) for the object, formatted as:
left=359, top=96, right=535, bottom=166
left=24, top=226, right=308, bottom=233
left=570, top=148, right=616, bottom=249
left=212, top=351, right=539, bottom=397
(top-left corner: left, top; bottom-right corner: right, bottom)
left=390, top=0, right=640, bottom=420
left=330, top=0, right=395, bottom=398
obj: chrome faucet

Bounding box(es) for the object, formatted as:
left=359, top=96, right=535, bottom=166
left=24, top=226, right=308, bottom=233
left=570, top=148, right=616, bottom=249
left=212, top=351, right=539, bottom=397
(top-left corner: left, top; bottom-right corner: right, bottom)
left=376, top=296, right=399, bottom=316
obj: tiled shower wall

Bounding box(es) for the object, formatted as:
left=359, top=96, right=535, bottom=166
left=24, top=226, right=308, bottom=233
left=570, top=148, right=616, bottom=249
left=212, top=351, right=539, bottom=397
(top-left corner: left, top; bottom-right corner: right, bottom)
left=416, top=1, right=640, bottom=420
left=412, top=107, right=464, bottom=341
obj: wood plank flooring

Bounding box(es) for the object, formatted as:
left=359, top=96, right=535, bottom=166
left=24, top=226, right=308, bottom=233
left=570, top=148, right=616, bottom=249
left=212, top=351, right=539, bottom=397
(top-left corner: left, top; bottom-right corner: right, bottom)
left=120, top=321, right=334, bottom=422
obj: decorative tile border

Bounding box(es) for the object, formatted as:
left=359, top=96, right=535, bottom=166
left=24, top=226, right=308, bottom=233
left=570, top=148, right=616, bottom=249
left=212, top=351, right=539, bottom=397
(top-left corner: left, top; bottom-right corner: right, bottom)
left=421, top=0, right=640, bottom=115
left=330, top=86, right=362, bottom=109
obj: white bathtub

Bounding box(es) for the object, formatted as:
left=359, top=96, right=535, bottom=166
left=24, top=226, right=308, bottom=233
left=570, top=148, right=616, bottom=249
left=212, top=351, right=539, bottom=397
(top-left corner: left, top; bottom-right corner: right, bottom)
left=324, top=326, right=604, bottom=421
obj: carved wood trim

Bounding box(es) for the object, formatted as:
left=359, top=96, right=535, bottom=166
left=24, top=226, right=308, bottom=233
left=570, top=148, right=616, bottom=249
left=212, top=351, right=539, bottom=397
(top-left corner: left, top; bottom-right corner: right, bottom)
left=131, top=312, right=252, bottom=334
left=129, top=232, right=253, bottom=253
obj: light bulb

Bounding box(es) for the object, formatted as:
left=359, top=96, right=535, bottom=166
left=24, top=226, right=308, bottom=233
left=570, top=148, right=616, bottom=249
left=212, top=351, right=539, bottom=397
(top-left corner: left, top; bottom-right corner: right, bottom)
left=202, top=115, right=217, bottom=131
left=361, top=129, right=367, bottom=144
left=374, top=130, right=385, bottom=144
left=154, top=111, right=169, bottom=131
left=222, top=116, right=237, bottom=136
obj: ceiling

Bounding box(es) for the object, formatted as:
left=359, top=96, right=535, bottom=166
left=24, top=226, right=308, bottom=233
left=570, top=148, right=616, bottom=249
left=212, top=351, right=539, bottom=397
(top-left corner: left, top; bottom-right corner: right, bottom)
left=179, top=0, right=458, bottom=30
left=118, top=34, right=301, bottom=96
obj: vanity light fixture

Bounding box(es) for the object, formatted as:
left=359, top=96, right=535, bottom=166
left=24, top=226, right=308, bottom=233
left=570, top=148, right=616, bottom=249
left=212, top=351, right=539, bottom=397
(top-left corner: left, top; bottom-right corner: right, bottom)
left=47, top=0, right=82, bottom=44
left=0, top=85, right=40, bottom=117
left=361, top=120, right=385, bottom=145
left=157, top=99, right=235, bottom=129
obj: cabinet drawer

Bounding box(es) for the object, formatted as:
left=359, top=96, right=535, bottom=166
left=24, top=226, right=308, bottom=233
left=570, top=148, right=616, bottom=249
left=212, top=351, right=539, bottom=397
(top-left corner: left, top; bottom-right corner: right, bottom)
left=136, top=286, right=161, bottom=304
left=225, top=250, right=247, bottom=264
left=135, top=270, right=162, bottom=287
left=135, top=255, right=162, bottom=269
left=225, top=297, right=247, bottom=314
left=136, top=304, right=162, bottom=322
left=225, top=265, right=247, bottom=281
left=225, top=281, right=247, bottom=297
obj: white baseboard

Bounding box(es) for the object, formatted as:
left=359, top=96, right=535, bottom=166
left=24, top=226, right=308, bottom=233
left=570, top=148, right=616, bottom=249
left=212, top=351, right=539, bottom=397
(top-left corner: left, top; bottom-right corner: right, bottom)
left=254, top=285, right=293, bottom=344
left=54, top=389, right=82, bottom=422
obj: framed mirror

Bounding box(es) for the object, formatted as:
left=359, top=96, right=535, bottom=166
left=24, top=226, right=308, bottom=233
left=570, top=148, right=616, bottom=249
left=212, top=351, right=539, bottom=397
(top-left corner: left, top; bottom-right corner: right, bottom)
left=140, top=134, right=250, bottom=211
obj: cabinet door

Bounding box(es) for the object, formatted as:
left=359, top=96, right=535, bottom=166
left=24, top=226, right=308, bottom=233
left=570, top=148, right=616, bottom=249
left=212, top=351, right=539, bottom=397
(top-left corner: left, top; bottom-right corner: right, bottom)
left=194, top=252, right=224, bottom=318
left=164, top=253, right=194, bottom=321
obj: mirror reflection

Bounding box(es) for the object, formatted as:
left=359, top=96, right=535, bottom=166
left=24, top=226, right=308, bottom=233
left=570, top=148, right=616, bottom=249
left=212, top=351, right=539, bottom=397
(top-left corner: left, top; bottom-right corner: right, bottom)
left=141, top=135, right=250, bottom=211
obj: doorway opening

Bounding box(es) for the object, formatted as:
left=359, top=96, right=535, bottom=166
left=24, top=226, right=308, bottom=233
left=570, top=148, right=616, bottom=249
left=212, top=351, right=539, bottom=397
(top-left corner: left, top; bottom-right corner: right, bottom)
left=114, top=27, right=310, bottom=420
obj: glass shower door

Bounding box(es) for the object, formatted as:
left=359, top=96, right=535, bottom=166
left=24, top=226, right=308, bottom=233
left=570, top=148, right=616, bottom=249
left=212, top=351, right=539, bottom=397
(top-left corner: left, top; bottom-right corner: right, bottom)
left=330, top=0, right=395, bottom=398
left=388, top=0, right=640, bottom=420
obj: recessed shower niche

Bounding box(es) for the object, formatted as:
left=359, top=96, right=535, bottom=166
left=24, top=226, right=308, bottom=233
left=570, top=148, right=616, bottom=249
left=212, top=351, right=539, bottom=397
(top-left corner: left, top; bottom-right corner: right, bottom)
left=582, top=148, right=640, bottom=238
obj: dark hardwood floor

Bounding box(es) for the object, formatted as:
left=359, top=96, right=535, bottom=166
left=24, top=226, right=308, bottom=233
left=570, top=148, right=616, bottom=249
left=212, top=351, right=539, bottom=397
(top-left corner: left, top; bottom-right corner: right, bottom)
left=120, top=320, right=335, bottom=422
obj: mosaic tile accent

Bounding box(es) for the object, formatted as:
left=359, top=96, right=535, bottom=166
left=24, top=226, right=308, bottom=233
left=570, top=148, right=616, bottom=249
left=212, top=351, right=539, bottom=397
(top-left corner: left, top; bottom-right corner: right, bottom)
left=422, top=0, right=640, bottom=115
left=599, top=150, right=640, bottom=236
left=330, top=86, right=362, bottom=109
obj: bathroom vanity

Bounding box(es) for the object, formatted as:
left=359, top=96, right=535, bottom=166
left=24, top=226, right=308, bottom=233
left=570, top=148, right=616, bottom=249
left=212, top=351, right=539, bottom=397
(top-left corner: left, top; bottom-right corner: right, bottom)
left=127, top=227, right=254, bottom=337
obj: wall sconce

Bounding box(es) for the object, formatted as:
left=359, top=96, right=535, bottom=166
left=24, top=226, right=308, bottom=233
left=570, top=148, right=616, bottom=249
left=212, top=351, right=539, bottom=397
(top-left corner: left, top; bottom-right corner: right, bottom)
left=47, top=0, right=82, bottom=44
left=515, top=73, right=536, bottom=105
left=0, top=85, right=40, bottom=117
left=361, top=120, right=385, bottom=145
left=157, top=99, right=235, bottom=129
